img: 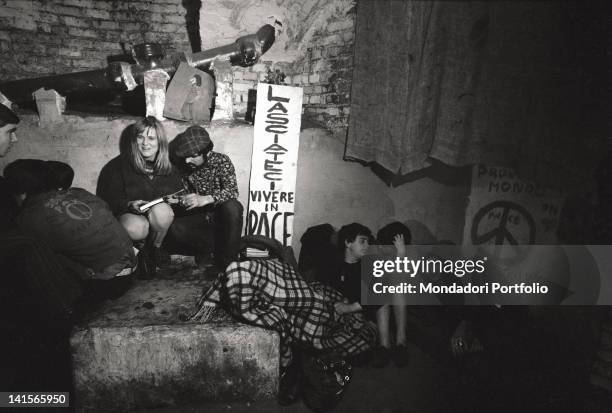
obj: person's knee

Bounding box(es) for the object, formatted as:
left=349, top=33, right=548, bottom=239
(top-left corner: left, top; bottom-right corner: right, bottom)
left=148, top=203, right=174, bottom=231
left=119, top=214, right=149, bottom=240
left=376, top=305, right=390, bottom=320
left=218, top=199, right=243, bottom=221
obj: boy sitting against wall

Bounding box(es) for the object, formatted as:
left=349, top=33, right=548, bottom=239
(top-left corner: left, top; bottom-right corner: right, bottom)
left=331, top=222, right=410, bottom=367
left=375, top=221, right=411, bottom=367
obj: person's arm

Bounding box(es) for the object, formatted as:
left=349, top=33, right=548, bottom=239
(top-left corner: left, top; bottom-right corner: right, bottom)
left=211, top=154, right=239, bottom=204
left=180, top=156, right=239, bottom=209
left=96, top=159, right=129, bottom=216
left=392, top=234, right=407, bottom=257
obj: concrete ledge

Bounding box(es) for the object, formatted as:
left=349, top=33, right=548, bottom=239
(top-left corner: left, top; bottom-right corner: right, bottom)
left=70, top=276, right=279, bottom=412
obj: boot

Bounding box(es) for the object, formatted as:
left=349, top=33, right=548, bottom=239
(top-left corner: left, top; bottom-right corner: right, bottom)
left=136, top=245, right=155, bottom=280
left=152, top=246, right=171, bottom=268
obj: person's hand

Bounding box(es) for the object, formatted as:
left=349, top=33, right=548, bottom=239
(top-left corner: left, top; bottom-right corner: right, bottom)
left=450, top=320, right=483, bottom=356
left=334, top=301, right=360, bottom=315
left=180, top=193, right=214, bottom=210
left=334, top=302, right=353, bottom=315
left=127, top=200, right=147, bottom=214
left=164, top=189, right=187, bottom=205
left=393, top=234, right=407, bottom=256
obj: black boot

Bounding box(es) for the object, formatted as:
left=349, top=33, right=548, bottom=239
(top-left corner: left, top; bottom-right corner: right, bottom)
left=136, top=245, right=155, bottom=280
left=278, top=357, right=301, bottom=406
left=152, top=246, right=171, bottom=268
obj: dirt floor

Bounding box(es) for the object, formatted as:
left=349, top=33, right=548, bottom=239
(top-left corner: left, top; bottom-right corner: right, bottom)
left=3, top=257, right=611, bottom=413
left=134, top=342, right=456, bottom=413
left=3, top=310, right=610, bottom=413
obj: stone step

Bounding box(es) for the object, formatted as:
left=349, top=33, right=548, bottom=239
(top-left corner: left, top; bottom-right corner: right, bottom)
left=70, top=260, right=279, bottom=412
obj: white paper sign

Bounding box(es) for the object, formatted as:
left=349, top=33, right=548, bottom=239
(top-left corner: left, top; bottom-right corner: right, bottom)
left=246, top=83, right=303, bottom=246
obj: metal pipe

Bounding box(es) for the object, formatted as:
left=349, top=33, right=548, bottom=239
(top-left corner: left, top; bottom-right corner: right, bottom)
left=0, top=69, right=118, bottom=104
left=0, top=24, right=276, bottom=104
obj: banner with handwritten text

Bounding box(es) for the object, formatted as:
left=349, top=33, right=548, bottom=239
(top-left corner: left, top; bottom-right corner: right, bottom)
left=247, top=83, right=303, bottom=246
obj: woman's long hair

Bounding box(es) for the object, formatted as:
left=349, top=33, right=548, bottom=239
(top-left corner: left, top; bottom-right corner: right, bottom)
left=121, top=116, right=172, bottom=175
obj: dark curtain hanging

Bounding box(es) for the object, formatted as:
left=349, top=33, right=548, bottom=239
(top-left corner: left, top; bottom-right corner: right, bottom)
left=346, top=0, right=599, bottom=189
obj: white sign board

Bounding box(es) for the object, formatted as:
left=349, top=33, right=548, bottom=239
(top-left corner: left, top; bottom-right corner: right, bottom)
left=247, top=83, right=303, bottom=246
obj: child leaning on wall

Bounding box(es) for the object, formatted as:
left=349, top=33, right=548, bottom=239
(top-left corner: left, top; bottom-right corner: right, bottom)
left=331, top=222, right=410, bottom=367
left=372, top=221, right=411, bottom=367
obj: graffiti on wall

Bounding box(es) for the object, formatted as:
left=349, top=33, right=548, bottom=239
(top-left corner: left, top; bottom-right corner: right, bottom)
left=464, top=165, right=564, bottom=249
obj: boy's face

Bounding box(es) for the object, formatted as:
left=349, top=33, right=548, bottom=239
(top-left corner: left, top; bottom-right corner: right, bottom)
left=345, top=235, right=370, bottom=261
left=185, top=151, right=210, bottom=170
left=185, top=153, right=205, bottom=169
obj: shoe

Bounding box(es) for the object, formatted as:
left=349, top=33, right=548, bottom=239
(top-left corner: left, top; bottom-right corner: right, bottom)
left=277, top=360, right=301, bottom=406
left=349, top=349, right=371, bottom=367
left=195, top=253, right=216, bottom=269
left=152, top=246, right=171, bottom=268
left=370, top=346, right=391, bottom=368
left=391, top=344, right=410, bottom=367
left=203, top=265, right=223, bottom=280
left=136, top=248, right=156, bottom=279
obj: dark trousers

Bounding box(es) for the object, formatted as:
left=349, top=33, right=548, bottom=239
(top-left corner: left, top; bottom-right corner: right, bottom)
left=0, top=232, right=83, bottom=322
left=167, top=199, right=243, bottom=269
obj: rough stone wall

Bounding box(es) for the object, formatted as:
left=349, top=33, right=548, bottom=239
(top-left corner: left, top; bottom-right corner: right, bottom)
left=0, top=0, right=469, bottom=248
left=0, top=0, right=356, bottom=132
left=0, top=0, right=191, bottom=78
left=223, top=0, right=356, bottom=131
left=0, top=116, right=468, bottom=254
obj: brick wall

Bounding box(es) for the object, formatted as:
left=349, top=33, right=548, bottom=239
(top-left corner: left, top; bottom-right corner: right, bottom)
left=232, top=8, right=356, bottom=131
left=0, top=0, right=191, bottom=78
left=0, top=0, right=356, bottom=132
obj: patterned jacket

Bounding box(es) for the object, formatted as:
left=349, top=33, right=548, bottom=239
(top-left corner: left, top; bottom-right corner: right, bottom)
left=182, top=151, right=239, bottom=204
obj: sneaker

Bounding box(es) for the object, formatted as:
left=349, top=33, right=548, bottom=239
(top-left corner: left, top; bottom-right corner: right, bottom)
left=152, top=246, right=171, bottom=268
left=370, top=346, right=391, bottom=368
left=391, top=344, right=410, bottom=367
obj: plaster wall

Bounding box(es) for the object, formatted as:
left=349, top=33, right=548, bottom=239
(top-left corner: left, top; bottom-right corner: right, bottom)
left=0, top=116, right=467, bottom=254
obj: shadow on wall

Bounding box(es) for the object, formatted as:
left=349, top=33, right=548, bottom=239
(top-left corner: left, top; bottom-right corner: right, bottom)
left=403, top=219, right=437, bottom=244
left=369, top=159, right=472, bottom=189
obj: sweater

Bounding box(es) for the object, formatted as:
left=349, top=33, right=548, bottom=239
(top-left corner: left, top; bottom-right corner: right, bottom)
left=96, top=155, right=183, bottom=216
left=16, top=188, right=133, bottom=277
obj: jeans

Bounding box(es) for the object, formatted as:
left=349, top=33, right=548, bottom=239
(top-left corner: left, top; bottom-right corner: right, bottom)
left=168, top=199, right=243, bottom=269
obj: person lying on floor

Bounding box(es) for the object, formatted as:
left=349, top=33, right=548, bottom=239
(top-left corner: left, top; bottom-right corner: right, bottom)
left=188, top=235, right=378, bottom=404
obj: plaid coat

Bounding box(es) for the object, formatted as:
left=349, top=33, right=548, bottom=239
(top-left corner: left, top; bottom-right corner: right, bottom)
left=190, top=258, right=377, bottom=367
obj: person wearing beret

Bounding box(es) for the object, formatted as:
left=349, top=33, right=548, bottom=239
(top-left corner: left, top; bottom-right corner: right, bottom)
left=169, top=125, right=243, bottom=274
